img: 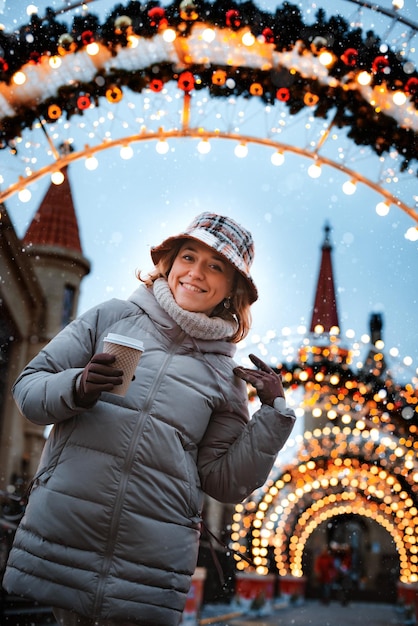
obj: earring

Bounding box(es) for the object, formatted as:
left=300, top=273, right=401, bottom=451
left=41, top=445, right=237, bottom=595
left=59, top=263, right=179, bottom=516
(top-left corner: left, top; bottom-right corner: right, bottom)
left=223, top=297, right=231, bottom=310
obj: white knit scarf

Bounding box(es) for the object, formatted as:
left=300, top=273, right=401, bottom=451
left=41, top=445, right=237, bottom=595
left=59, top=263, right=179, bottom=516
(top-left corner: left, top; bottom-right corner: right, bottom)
left=153, top=278, right=238, bottom=340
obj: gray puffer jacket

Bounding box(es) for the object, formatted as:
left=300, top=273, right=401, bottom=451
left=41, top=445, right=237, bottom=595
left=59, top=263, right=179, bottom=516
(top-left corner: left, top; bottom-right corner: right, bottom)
left=3, top=284, right=295, bottom=625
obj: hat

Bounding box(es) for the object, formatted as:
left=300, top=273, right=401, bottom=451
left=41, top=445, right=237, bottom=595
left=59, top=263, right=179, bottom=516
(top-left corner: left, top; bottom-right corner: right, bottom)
left=151, top=212, right=258, bottom=303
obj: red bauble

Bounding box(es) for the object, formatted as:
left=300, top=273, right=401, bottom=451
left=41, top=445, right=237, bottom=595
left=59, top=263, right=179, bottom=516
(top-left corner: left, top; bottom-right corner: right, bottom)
left=81, top=30, right=95, bottom=46
left=150, top=78, right=164, bottom=92
left=226, top=9, right=241, bottom=29
left=276, top=87, right=290, bottom=101
left=372, top=55, right=389, bottom=73
left=77, top=95, right=91, bottom=110
left=262, top=27, right=275, bottom=44
left=405, top=77, right=418, bottom=95
left=178, top=71, right=195, bottom=92
left=341, top=48, right=358, bottom=66
left=148, top=7, right=168, bottom=29
left=0, top=58, right=9, bottom=72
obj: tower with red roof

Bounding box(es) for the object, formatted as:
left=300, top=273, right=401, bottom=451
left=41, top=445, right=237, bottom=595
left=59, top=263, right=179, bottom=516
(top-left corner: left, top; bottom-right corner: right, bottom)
left=22, top=166, right=90, bottom=340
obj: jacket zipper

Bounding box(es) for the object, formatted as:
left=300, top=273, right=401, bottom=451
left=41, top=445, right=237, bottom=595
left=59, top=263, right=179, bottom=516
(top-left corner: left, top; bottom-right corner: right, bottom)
left=92, top=330, right=186, bottom=616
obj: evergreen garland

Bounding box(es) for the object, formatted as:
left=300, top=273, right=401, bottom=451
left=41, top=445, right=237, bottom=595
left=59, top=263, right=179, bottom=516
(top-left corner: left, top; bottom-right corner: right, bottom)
left=0, top=0, right=417, bottom=169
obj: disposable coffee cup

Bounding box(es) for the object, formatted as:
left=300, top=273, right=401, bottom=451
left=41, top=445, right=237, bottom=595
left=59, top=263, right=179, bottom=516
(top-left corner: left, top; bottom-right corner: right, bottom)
left=103, top=333, right=144, bottom=396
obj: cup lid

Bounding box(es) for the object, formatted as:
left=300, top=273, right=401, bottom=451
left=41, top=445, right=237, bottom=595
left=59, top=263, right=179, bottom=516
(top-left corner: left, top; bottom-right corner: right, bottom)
left=103, top=333, right=144, bottom=350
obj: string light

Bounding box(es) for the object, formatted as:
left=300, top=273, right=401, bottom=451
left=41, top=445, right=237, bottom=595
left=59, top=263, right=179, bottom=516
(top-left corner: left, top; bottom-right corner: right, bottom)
left=49, top=56, right=62, bottom=69
left=86, top=42, right=100, bottom=56
left=85, top=155, right=98, bottom=170
left=202, top=28, right=215, bottom=43
left=162, top=29, right=176, bottom=43
left=393, top=91, right=407, bottom=105
left=357, top=71, right=372, bottom=85
left=120, top=145, right=133, bottom=160
left=376, top=201, right=390, bottom=216
left=12, top=71, right=26, bottom=85
left=308, top=163, right=322, bottom=178
left=51, top=171, right=65, bottom=185
left=271, top=151, right=285, bottom=166
left=242, top=32, right=255, bottom=46
left=18, top=188, right=31, bottom=202
left=156, top=139, right=169, bottom=154
left=234, top=143, right=248, bottom=158
left=342, top=179, right=357, bottom=195
left=197, top=139, right=211, bottom=154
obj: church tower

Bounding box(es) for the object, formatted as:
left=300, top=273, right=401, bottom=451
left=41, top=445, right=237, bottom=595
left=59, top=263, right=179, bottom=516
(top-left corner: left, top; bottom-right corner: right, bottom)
left=22, top=166, right=90, bottom=340
left=301, top=223, right=351, bottom=432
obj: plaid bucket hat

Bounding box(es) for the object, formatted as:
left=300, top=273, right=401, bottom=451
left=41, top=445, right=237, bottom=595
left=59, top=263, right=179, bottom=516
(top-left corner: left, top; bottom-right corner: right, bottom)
left=151, top=212, right=258, bottom=303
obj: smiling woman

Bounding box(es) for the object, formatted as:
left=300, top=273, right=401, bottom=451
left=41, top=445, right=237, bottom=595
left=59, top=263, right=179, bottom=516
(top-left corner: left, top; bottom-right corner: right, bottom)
left=3, top=209, right=296, bottom=625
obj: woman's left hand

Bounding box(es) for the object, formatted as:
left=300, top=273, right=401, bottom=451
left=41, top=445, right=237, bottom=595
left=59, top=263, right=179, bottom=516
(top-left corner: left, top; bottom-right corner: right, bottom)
left=233, top=353, right=284, bottom=407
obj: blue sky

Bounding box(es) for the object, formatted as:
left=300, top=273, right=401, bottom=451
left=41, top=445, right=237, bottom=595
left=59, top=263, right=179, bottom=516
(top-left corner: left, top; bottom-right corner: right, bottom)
left=1, top=0, right=417, bottom=382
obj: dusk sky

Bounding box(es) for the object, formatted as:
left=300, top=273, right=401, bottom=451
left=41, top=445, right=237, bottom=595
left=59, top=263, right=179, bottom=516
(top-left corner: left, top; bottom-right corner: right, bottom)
left=1, top=0, right=417, bottom=384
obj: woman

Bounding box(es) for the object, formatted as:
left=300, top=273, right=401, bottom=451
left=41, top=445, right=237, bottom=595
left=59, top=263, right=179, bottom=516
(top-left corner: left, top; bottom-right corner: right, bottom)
left=3, top=212, right=296, bottom=626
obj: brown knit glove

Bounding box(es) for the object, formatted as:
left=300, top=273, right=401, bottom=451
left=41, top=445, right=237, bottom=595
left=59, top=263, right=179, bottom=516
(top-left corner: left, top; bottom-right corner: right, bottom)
left=74, top=353, right=123, bottom=407
left=233, top=353, right=284, bottom=407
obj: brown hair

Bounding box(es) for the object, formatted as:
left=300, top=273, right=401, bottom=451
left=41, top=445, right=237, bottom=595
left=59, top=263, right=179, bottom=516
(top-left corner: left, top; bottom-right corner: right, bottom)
left=136, top=241, right=253, bottom=343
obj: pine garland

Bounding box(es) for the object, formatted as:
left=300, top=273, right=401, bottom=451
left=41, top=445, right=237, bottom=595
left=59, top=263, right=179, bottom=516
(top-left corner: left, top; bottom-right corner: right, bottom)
left=0, top=0, right=417, bottom=169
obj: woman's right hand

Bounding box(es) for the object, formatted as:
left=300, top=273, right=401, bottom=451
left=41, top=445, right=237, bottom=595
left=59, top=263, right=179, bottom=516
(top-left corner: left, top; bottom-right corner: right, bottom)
left=233, top=353, right=284, bottom=407
left=74, top=353, right=123, bottom=407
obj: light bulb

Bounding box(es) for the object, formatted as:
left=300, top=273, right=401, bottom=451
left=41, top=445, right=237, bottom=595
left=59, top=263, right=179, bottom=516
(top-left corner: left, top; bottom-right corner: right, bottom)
left=197, top=139, right=211, bottom=154
left=163, top=29, right=176, bottom=43
left=128, top=35, right=139, bottom=48
left=319, top=51, right=334, bottom=67
left=49, top=56, right=62, bottom=69
left=85, top=156, right=98, bottom=170
left=86, top=42, right=100, bottom=56
left=234, top=143, right=248, bottom=158
left=18, top=188, right=31, bottom=202
left=342, top=179, right=357, bottom=195
left=242, top=32, right=255, bottom=46
left=357, top=71, right=371, bottom=86
left=405, top=227, right=418, bottom=242
left=26, top=5, right=38, bottom=16
left=202, top=28, right=215, bottom=43
left=308, top=163, right=322, bottom=178
left=120, top=145, right=133, bottom=160
left=271, top=151, right=285, bottom=166
left=393, top=91, right=407, bottom=105
left=51, top=171, right=65, bottom=185
left=12, top=71, right=27, bottom=85
left=156, top=139, right=169, bottom=155
left=376, top=201, right=390, bottom=216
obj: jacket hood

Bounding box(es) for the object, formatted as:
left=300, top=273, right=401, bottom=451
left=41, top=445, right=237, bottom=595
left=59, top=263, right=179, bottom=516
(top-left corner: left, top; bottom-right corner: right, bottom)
left=128, top=284, right=237, bottom=358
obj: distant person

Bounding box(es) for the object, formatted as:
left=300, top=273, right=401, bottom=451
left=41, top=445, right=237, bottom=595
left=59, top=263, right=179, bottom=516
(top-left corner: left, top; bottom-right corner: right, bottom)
left=314, top=546, right=337, bottom=604
left=3, top=213, right=296, bottom=626
left=334, top=547, right=353, bottom=606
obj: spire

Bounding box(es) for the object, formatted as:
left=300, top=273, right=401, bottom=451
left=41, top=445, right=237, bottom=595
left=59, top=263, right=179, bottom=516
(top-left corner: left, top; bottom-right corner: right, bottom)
left=23, top=166, right=82, bottom=253
left=310, top=222, right=339, bottom=333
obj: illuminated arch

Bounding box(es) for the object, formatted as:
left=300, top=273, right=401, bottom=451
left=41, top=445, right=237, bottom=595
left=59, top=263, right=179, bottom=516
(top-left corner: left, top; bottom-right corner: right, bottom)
left=1, top=128, right=417, bottom=225
left=231, top=422, right=418, bottom=584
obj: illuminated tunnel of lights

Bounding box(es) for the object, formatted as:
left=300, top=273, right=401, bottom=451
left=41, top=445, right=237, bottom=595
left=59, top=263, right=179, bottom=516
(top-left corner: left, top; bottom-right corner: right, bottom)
left=231, top=403, right=417, bottom=584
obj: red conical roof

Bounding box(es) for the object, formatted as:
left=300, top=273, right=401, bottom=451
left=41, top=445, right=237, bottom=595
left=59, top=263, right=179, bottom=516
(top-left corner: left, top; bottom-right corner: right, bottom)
left=310, top=223, right=339, bottom=333
left=23, top=167, right=82, bottom=253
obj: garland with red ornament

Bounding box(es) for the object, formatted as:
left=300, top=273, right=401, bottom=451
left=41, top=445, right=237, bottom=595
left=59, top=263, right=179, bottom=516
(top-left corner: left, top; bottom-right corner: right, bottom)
left=0, top=0, right=417, bottom=170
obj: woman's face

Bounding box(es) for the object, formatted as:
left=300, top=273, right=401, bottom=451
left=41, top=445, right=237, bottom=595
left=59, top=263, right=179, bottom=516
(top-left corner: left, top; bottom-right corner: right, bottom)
left=168, top=240, right=236, bottom=315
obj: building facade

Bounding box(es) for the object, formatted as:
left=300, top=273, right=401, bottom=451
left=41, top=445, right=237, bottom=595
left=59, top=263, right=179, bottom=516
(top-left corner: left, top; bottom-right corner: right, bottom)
left=0, top=167, right=90, bottom=488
